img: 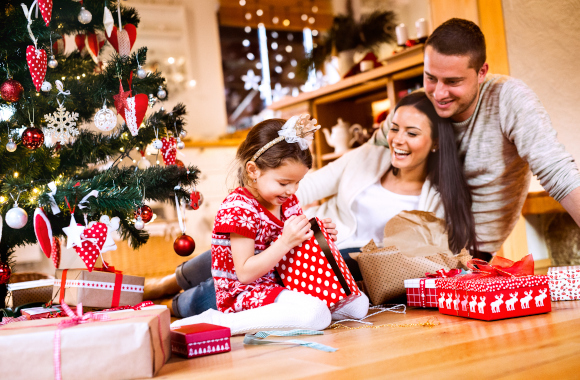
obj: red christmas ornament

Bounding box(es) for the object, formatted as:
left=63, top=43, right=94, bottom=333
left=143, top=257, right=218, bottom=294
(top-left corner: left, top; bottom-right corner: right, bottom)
left=175, top=159, right=185, bottom=168
left=22, top=126, right=45, bottom=149
left=0, top=262, right=11, bottom=284
left=174, top=234, right=195, bottom=256
left=106, top=24, right=138, bottom=57
left=189, top=190, right=203, bottom=210
left=1, top=79, right=24, bottom=102
left=26, top=45, right=47, bottom=92
left=135, top=205, right=154, bottom=223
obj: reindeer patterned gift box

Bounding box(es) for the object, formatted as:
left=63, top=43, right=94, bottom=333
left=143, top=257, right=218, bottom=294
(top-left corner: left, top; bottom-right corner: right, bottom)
left=435, top=255, right=551, bottom=321
left=548, top=266, right=580, bottom=301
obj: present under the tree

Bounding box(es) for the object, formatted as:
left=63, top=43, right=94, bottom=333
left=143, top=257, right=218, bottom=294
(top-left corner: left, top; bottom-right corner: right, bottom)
left=171, top=323, right=231, bottom=358
left=548, top=266, right=580, bottom=301
left=436, top=255, right=551, bottom=321
left=404, top=270, right=462, bottom=308
left=53, top=268, right=144, bottom=308
left=6, top=279, right=54, bottom=308
left=275, top=217, right=361, bottom=312
left=0, top=306, right=171, bottom=380
left=20, top=305, right=64, bottom=320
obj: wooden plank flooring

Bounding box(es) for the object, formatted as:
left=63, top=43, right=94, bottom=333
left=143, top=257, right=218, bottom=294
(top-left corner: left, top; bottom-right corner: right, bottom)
left=153, top=301, right=580, bottom=379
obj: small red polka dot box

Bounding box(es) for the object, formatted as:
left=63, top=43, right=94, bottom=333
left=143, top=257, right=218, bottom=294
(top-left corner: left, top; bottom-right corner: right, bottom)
left=275, top=217, right=362, bottom=312
left=548, top=266, right=580, bottom=301
left=171, top=323, right=231, bottom=359
left=436, top=255, right=551, bottom=321
left=52, top=268, right=144, bottom=309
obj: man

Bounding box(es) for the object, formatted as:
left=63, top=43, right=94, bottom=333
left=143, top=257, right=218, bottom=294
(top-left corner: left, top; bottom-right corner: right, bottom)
left=372, top=18, right=580, bottom=260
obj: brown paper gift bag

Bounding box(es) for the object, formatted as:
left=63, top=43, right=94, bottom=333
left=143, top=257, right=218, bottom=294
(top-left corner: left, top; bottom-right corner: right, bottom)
left=352, top=210, right=471, bottom=306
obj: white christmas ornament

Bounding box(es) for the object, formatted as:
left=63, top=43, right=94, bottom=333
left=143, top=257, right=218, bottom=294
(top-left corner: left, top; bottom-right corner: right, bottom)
left=241, top=70, right=261, bottom=90
left=137, top=66, right=147, bottom=79
left=138, top=156, right=151, bottom=169
left=157, top=86, right=166, bottom=99
left=63, top=214, right=85, bottom=249
left=94, top=100, right=116, bottom=131
left=103, top=6, right=114, bottom=37
left=48, top=55, right=58, bottom=69
left=44, top=102, right=80, bottom=143
left=176, top=137, right=185, bottom=149
left=41, top=81, right=52, bottom=92
left=98, top=215, right=120, bottom=253
left=6, top=138, right=17, bottom=152
left=179, top=129, right=187, bottom=138
left=152, top=139, right=163, bottom=149
left=134, top=216, right=144, bottom=230
left=78, top=7, right=92, bottom=24
left=6, top=203, right=28, bottom=229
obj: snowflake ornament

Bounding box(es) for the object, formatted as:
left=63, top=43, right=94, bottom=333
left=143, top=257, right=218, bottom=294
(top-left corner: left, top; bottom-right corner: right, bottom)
left=241, top=70, right=261, bottom=91
left=44, top=101, right=79, bottom=144
left=271, top=83, right=289, bottom=102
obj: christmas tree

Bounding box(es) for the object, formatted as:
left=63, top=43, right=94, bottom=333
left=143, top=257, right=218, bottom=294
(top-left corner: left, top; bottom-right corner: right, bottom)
left=0, top=0, right=199, bottom=308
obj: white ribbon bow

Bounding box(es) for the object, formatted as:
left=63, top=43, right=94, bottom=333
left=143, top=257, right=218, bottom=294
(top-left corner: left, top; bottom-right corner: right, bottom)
left=278, top=115, right=314, bottom=150
left=47, top=181, right=61, bottom=214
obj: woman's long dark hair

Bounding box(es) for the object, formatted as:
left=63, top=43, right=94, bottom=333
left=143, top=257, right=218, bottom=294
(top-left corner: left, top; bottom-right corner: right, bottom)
left=392, top=92, right=478, bottom=254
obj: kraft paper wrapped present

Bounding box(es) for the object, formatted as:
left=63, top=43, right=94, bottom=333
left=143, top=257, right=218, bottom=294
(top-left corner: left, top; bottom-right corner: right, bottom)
left=6, top=279, right=54, bottom=308
left=53, top=268, right=144, bottom=309
left=0, top=306, right=171, bottom=379
left=352, top=211, right=471, bottom=306
left=171, top=323, right=231, bottom=359
left=276, top=217, right=361, bottom=312
left=548, top=266, right=580, bottom=301
left=436, top=255, right=551, bottom=321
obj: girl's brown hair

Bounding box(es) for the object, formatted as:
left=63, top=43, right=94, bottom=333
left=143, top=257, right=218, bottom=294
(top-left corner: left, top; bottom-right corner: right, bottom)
left=235, top=118, right=313, bottom=187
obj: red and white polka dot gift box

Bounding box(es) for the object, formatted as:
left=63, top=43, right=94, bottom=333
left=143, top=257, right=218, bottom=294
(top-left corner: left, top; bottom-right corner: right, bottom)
left=436, top=255, right=551, bottom=321
left=548, top=266, right=580, bottom=301
left=275, top=217, right=361, bottom=312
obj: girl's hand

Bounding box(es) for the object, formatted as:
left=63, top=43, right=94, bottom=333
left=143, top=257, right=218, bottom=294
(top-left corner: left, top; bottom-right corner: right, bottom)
left=280, top=215, right=313, bottom=249
left=321, top=218, right=338, bottom=241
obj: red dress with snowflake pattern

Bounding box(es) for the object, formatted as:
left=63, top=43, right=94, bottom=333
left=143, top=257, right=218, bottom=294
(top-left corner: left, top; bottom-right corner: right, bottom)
left=211, top=187, right=302, bottom=313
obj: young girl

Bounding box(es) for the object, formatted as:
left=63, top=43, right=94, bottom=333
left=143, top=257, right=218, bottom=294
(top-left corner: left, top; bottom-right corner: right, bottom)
left=171, top=115, right=369, bottom=334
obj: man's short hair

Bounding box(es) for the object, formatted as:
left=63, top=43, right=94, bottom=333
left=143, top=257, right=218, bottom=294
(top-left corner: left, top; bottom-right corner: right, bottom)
left=425, top=18, right=486, bottom=71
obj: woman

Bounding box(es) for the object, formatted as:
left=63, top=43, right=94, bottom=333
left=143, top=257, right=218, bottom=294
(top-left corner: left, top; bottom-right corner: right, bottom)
left=146, top=92, right=477, bottom=318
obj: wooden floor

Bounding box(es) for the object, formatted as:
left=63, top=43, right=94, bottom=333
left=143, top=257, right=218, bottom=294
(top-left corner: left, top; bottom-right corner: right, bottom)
left=153, top=301, right=580, bottom=379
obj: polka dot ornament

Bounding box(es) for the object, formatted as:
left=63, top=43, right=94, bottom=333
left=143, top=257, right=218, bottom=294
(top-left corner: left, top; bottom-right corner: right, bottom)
left=26, top=46, right=47, bottom=92
left=161, top=137, right=177, bottom=165
left=38, top=0, right=53, bottom=26
left=74, top=222, right=108, bottom=272
left=275, top=217, right=361, bottom=312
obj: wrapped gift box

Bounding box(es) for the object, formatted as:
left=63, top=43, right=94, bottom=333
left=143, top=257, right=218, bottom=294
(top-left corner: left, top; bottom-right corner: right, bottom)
left=0, top=308, right=171, bottom=379
left=6, top=279, right=54, bottom=308
left=404, top=278, right=438, bottom=308
left=548, top=266, right=580, bottom=301
left=53, top=269, right=144, bottom=309
left=171, top=323, right=231, bottom=358
left=20, top=305, right=64, bottom=320
left=275, top=217, right=361, bottom=312
left=436, top=275, right=551, bottom=321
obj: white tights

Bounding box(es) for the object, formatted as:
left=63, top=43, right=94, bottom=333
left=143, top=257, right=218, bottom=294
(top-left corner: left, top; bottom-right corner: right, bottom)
left=171, top=290, right=370, bottom=336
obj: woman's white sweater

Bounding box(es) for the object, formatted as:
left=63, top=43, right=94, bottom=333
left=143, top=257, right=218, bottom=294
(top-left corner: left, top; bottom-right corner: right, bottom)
left=296, top=143, right=444, bottom=246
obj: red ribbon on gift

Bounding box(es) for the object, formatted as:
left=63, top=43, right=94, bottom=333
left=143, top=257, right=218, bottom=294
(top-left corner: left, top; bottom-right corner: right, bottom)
left=466, top=254, right=535, bottom=278
left=425, top=268, right=462, bottom=278
left=101, top=300, right=155, bottom=313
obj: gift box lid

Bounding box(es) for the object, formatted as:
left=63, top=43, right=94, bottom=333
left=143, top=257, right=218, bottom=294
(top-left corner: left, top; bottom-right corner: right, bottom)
left=7, top=279, right=54, bottom=291
left=436, top=275, right=549, bottom=292
left=171, top=323, right=230, bottom=344
left=548, top=266, right=580, bottom=280
left=404, top=278, right=437, bottom=289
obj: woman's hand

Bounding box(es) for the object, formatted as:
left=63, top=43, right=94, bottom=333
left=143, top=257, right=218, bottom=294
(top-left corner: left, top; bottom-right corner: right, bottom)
left=280, top=215, right=313, bottom=249
left=321, top=218, right=338, bottom=241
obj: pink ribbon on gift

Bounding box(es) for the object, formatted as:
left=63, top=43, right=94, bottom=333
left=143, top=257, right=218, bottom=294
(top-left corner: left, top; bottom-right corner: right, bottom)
left=0, top=316, right=28, bottom=325
left=54, top=304, right=110, bottom=380
left=101, top=300, right=155, bottom=312
left=425, top=269, right=462, bottom=278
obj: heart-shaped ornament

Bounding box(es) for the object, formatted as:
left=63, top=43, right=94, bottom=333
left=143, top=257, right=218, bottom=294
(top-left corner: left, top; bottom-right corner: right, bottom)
left=33, top=208, right=53, bottom=258
left=38, top=0, right=53, bottom=26
left=26, top=46, right=47, bottom=92
left=106, top=24, right=137, bottom=57
left=85, top=33, right=106, bottom=64
left=161, top=137, right=177, bottom=165
left=51, top=236, right=61, bottom=268
left=74, top=222, right=108, bottom=272
left=120, top=94, right=148, bottom=136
